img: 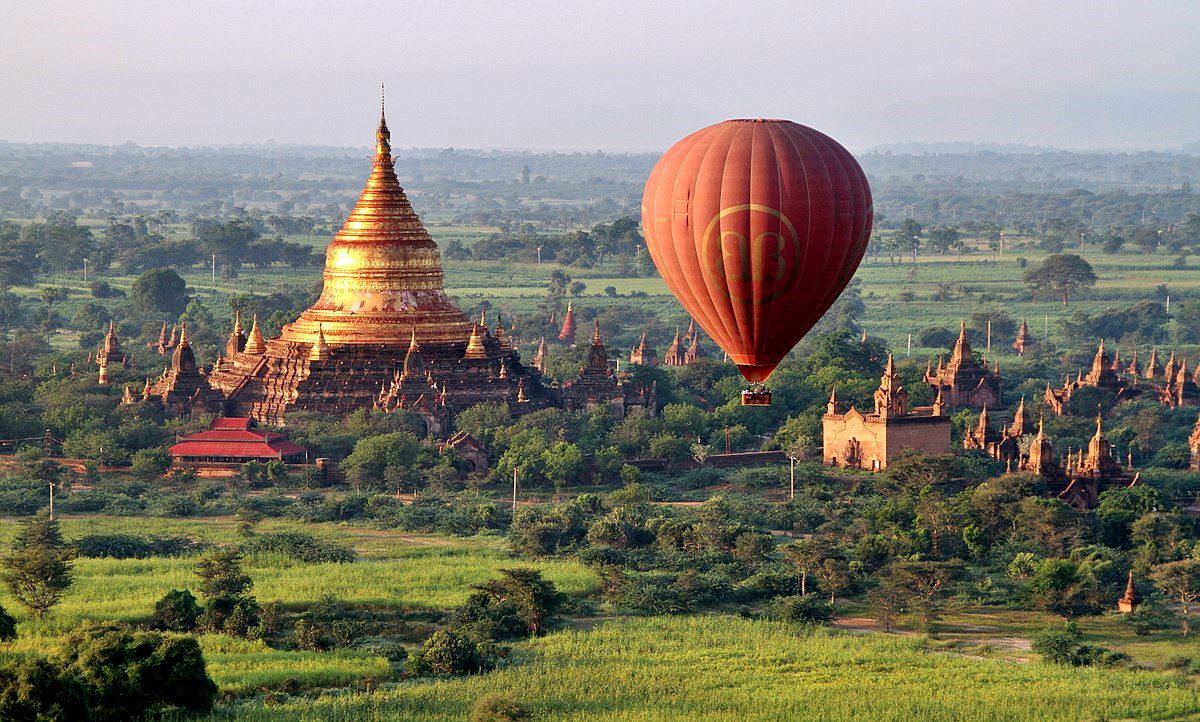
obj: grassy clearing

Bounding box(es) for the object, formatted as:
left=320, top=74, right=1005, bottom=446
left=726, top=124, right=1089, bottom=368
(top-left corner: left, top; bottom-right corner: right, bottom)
left=0, top=515, right=597, bottom=695
left=207, top=615, right=1200, bottom=721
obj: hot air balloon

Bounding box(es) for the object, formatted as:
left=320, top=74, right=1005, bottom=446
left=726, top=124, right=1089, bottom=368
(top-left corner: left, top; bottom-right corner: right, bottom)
left=642, top=119, right=873, bottom=405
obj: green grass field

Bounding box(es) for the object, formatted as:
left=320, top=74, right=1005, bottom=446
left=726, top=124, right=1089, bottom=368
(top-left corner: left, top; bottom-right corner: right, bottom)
left=0, top=515, right=598, bottom=696
left=206, top=615, right=1200, bottom=721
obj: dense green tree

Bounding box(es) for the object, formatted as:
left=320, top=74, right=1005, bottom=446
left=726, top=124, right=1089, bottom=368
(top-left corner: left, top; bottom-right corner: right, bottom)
left=1023, top=254, right=1097, bottom=304
left=129, top=268, right=189, bottom=315
left=1, top=512, right=73, bottom=618
left=1151, top=559, right=1200, bottom=636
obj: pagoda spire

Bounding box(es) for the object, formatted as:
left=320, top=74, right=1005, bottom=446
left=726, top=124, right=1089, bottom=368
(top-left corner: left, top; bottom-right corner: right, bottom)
left=226, top=309, right=247, bottom=356
left=1011, top=396, right=1029, bottom=436
left=558, top=301, right=576, bottom=345
left=932, top=387, right=946, bottom=416
left=464, top=323, right=487, bottom=359
left=244, top=315, right=266, bottom=354
left=950, top=320, right=971, bottom=367
left=309, top=324, right=330, bottom=362
left=532, top=337, right=547, bottom=372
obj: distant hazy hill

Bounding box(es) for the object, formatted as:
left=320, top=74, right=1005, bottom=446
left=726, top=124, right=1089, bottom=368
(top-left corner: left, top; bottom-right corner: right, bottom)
left=865, top=142, right=1058, bottom=155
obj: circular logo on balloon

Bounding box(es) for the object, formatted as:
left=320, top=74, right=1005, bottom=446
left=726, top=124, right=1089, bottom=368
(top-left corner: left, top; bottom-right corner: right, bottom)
left=701, top=204, right=799, bottom=304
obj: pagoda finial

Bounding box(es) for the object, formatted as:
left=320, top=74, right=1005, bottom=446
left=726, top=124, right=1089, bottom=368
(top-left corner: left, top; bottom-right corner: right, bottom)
left=178, top=321, right=189, bottom=347
left=309, top=324, right=330, bottom=362
left=1036, top=413, right=1046, bottom=441
left=592, top=319, right=602, bottom=346
left=244, top=314, right=266, bottom=354
left=375, top=87, right=392, bottom=160
left=409, top=326, right=419, bottom=351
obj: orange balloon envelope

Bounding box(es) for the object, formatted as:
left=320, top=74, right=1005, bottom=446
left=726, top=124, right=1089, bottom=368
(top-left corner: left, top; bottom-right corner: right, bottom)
left=642, top=119, right=873, bottom=383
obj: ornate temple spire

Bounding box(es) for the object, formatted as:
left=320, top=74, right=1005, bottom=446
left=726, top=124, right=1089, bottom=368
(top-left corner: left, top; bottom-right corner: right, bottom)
left=1013, top=319, right=1029, bottom=355
left=1011, top=396, right=1029, bottom=436
left=121, top=384, right=135, bottom=405
left=402, top=326, right=424, bottom=376
left=170, top=322, right=196, bottom=373
left=152, top=322, right=168, bottom=353
left=244, top=315, right=266, bottom=355
left=532, top=337, right=547, bottom=373
left=464, top=323, right=487, bottom=359
left=1126, top=348, right=1140, bottom=377
left=309, top=324, right=330, bottom=362
left=932, top=387, right=946, bottom=416
left=827, top=386, right=840, bottom=414
left=516, top=377, right=528, bottom=403
left=950, top=320, right=971, bottom=367
left=586, top=319, right=609, bottom=372
left=1146, top=346, right=1160, bottom=378
left=1165, top=350, right=1178, bottom=382
left=882, top=353, right=897, bottom=389
left=976, top=403, right=990, bottom=436
left=226, top=309, right=246, bottom=356
left=1110, top=347, right=1122, bottom=372
left=1091, top=339, right=1109, bottom=376
left=142, top=377, right=152, bottom=400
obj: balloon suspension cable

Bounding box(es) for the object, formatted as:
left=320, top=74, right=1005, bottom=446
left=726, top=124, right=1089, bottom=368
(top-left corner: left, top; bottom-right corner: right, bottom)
left=741, top=381, right=772, bottom=406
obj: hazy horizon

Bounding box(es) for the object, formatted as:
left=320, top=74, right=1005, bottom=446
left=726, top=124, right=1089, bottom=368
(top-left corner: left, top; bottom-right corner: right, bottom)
left=3, top=1, right=1197, bottom=152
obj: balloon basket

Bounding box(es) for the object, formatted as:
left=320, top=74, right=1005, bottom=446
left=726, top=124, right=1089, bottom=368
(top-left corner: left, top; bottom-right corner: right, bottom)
left=741, top=385, right=771, bottom=406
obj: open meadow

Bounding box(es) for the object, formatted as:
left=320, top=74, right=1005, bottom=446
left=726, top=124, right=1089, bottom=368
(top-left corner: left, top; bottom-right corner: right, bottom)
left=206, top=615, right=1200, bottom=722
left=0, top=515, right=597, bottom=698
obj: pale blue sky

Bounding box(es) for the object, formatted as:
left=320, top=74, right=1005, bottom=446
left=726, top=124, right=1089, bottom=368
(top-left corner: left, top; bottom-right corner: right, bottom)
left=2, top=1, right=1196, bottom=151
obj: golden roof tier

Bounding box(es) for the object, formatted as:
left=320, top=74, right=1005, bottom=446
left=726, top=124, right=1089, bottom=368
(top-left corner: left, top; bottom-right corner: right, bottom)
left=278, top=101, right=471, bottom=347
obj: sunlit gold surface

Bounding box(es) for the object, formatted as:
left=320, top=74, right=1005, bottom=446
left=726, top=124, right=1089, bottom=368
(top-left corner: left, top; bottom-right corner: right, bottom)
left=279, top=109, right=471, bottom=346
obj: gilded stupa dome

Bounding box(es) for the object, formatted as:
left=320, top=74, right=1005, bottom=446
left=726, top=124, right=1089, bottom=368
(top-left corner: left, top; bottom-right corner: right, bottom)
left=279, top=99, right=472, bottom=346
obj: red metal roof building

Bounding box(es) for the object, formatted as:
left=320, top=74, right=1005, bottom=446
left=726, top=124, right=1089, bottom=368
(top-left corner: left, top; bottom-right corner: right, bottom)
left=170, top=418, right=308, bottom=463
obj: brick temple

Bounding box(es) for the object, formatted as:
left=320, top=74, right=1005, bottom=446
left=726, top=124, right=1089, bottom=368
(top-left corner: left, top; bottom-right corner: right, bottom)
left=822, top=354, right=951, bottom=471
left=140, top=103, right=652, bottom=433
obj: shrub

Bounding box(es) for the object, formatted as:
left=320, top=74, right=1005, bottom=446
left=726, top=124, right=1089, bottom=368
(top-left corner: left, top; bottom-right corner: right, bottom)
left=413, top=630, right=496, bottom=676
left=58, top=624, right=217, bottom=719
left=0, top=657, right=89, bottom=721
left=0, top=604, right=15, bottom=643
left=130, top=447, right=172, bottom=481
left=472, top=693, right=529, bottom=722
left=242, top=531, right=355, bottom=564
left=151, top=589, right=201, bottom=632
left=610, top=572, right=692, bottom=615
left=767, top=594, right=834, bottom=626
left=72, top=533, right=201, bottom=559
left=449, top=569, right=565, bottom=640
left=1032, top=627, right=1129, bottom=667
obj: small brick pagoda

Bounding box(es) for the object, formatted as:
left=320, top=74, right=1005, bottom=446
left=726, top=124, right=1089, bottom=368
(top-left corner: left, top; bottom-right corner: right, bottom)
left=924, top=321, right=1004, bottom=409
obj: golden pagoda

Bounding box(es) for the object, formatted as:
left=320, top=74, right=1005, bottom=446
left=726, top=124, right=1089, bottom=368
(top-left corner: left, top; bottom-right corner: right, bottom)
left=277, top=98, right=472, bottom=347
left=205, top=97, right=555, bottom=428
